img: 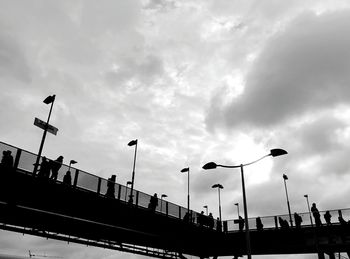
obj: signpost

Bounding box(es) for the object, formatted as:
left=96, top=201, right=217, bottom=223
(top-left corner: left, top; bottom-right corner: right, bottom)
left=34, top=117, right=58, bottom=135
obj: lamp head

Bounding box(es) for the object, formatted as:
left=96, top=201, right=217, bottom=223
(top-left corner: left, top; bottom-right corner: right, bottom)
left=43, top=95, right=55, bottom=104
left=70, top=160, right=77, bottom=165
left=212, top=183, right=223, bottom=189
left=161, top=194, right=167, bottom=198
left=283, top=174, right=288, bottom=180
left=203, top=162, right=217, bottom=170
left=304, top=194, right=308, bottom=198
left=181, top=167, right=189, bottom=173
left=203, top=205, right=208, bottom=208
left=127, top=181, right=132, bottom=185
left=270, top=148, right=288, bottom=157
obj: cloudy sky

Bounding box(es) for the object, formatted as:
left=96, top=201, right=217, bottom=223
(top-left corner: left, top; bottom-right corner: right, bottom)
left=1, top=0, right=350, bottom=258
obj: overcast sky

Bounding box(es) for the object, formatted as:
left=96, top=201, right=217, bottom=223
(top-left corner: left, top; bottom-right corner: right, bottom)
left=1, top=0, right=350, bottom=259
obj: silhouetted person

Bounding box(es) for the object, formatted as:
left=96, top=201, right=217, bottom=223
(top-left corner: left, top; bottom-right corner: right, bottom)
left=1, top=150, right=13, bottom=171
left=37, top=157, right=50, bottom=178
left=324, top=211, right=332, bottom=226
left=49, top=156, right=63, bottom=181
left=311, top=203, right=322, bottom=227
left=148, top=193, right=159, bottom=211
left=183, top=212, right=190, bottom=223
left=238, top=216, right=244, bottom=232
left=216, top=217, right=222, bottom=232
left=63, top=171, right=72, bottom=185
left=279, top=217, right=289, bottom=229
left=197, top=211, right=205, bottom=226
left=256, top=217, right=263, bottom=231
left=338, top=210, right=347, bottom=226
left=294, top=212, right=303, bottom=228
left=105, top=174, right=116, bottom=198
left=208, top=213, right=214, bottom=229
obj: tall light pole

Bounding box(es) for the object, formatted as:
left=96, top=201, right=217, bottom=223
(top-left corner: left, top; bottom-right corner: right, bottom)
left=304, top=194, right=314, bottom=226
left=235, top=203, right=240, bottom=218
left=180, top=167, right=190, bottom=219
left=68, top=160, right=77, bottom=172
left=33, top=94, right=56, bottom=175
left=128, top=139, right=138, bottom=203
left=160, top=194, right=167, bottom=212
left=283, top=174, right=293, bottom=227
left=212, top=184, right=224, bottom=222
left=203, top=148, right=288, bottom=259
left=203, top=205, right=208, bottom=215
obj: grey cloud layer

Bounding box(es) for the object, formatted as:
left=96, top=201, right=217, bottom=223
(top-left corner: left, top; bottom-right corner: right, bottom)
left=207, top=10, right=350, bottom=129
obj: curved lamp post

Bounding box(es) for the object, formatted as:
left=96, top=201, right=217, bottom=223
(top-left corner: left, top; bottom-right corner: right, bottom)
left=212, top=183, right=224, bottom=222
left=128, top=139, right=138, bottom=203
left=125, top=181, right=132, bottom=201
left=68, top=160, right=77, bottom=172
left=203, top=148, right=288, bottom=259
left=283, top=174, right=293, bottom=227
left=160, top=194, right=168, bottom=212
left=180, top=167, right=190, bottom=218
left=203, top=205, right=208, bottom=216
left=304, top=194, right=313, bottom=227
left=235, top=202, right=240, bottom=218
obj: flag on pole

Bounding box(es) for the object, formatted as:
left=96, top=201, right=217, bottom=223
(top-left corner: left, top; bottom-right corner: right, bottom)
left=128, top=139, right=138, bottom=146
left=181, top=167, right=189, bottom=173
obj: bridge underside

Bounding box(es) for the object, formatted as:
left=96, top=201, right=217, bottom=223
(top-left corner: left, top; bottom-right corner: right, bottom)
left=1, top=168, right=350, bottom=258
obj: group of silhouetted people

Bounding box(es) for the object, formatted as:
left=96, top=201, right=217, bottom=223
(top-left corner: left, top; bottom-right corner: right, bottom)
left=36, top=155, right=65, bottom=181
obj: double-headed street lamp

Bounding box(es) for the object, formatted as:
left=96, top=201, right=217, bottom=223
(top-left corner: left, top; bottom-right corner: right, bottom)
left=283, top=174, right=293, bottom=227
left=203, top=148, right=288, bottom=259
left=212, top=183, right=224, bottom=222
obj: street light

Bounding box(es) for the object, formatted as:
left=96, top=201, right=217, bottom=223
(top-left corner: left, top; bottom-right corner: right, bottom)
left=283, top=174, right=293, bottom=227
left=203, top=148, right=288, bottom=259
left=68, top=160, right=77, bottom=172
left=128, top=139, right=138, bottom=203
left=33, top=94, right=56, bottom=175
left=203, top=205, right=208, bottom=215
left=125, top=181, right=132, bottom=201
left=180, top=167, right=190, bottom=219
left=304, top=194, right=314, bottom=227
left=212, top=183, right=224, bottom=222
left=235, top=203, right=240, bottom=218
left=160, top=194, right=168, bottom=212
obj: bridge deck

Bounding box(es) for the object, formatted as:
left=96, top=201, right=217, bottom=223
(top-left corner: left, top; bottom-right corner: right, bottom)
left=1, top=141, right=350, bottom=258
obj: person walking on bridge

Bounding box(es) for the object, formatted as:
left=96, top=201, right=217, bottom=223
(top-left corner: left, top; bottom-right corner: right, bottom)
left=49, top=155, right=63, bottom=181
left=311, top=203, right=322, bottom=227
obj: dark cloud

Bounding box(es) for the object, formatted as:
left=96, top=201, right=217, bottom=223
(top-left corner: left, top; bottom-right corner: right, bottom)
left=206, top=10, right=350, bottom=130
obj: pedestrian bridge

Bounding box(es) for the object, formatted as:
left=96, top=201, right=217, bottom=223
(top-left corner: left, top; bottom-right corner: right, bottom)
left=0, top=141, right=350, bottom=259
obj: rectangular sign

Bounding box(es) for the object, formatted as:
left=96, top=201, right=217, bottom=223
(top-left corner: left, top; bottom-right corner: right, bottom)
left=34, top=117, right=58, bottom=135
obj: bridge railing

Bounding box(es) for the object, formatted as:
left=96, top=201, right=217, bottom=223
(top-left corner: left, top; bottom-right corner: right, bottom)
left=0, top=141, right=215, bottom=227
left=225, top=208, right=350, bottom=232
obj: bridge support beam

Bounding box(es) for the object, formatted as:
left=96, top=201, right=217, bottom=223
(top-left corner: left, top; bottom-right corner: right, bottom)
left=325, top=252, right=335, bottom=259
left=317, top=252, right=325, bottom=259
